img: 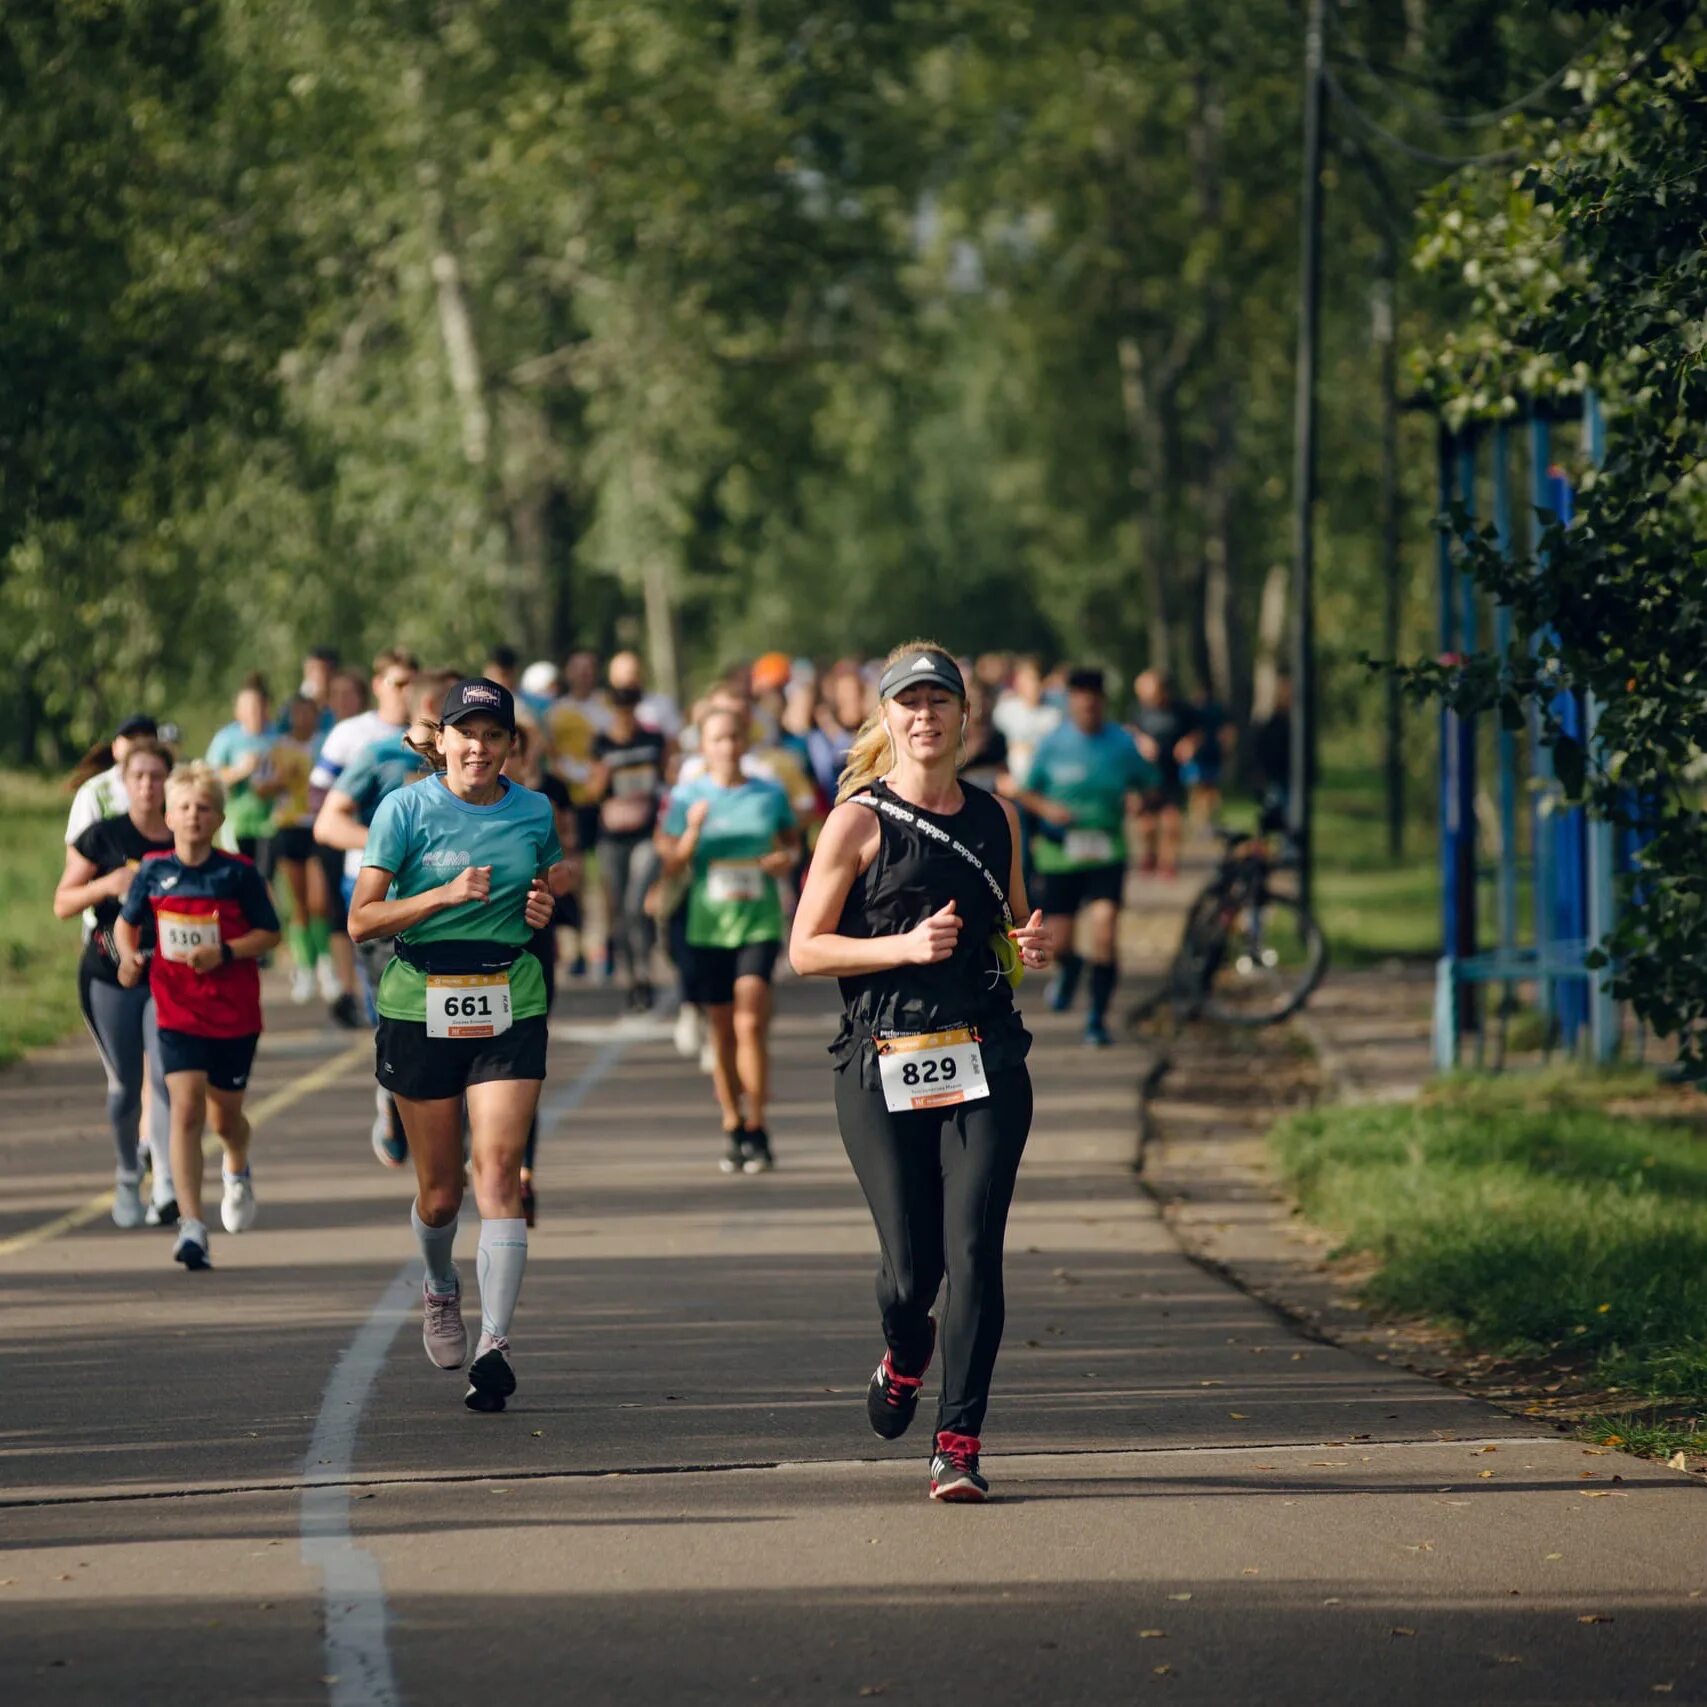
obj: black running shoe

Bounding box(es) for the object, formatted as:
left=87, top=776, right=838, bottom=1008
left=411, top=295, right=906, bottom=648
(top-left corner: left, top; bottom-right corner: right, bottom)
left=930, top=1430, right=989, bottom=1502
left=866, top=1318, right=935, bottom=1440
left=740, top=1128, right=774, bottom=1174
left=330, top=992, right=362, bottom=1030
left=464, top=1339, right=517, bottom=1413
left=719, top=1131, right=745, bottom=1175
left=146, top=1197, right=179, bottom=1229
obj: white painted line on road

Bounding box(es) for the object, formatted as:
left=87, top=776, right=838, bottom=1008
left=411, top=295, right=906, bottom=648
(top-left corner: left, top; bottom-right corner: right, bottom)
left=298, top=1034, right=630, bottom=1707
left=301, top=1263, right=415, bottom=1707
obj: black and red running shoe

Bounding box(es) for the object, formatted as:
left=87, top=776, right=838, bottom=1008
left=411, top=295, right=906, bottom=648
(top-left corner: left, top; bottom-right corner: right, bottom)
left=865, top=1319, right=935, bottom=1440
left=930, top=1430, right=988, bottom=1502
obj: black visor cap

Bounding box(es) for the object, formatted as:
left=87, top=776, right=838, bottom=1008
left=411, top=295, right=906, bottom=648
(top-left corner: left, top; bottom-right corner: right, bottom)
left=878, top=649, right=965, bottom=701
left=440, top=677, right=517, bottom=732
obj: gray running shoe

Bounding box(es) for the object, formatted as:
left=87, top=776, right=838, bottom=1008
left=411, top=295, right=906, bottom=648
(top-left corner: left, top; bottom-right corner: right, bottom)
left=112, top=1170, right=145, bottom=1229
left=422, top=1278, right=468, bottom=1370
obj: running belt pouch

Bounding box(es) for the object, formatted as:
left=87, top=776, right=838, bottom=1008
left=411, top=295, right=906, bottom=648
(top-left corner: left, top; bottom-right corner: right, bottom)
left=392, top=938, right=522, bottom=976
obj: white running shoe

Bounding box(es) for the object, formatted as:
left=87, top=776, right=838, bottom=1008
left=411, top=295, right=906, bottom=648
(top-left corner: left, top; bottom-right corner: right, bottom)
left=698, top=1040, right=716, bottom=1074
left=673, top=1004, right=703, bottom=1059
left=422, top=1278, right=468, bottom=1370
left=316, top=956, right=342, bottom=1002
left=112, top=1170, right=145, bottom=1229
left=173, top=1219, right=211, bottom=1270
left=221, top=1171, right=256, bottom=1233
left=290, top=965, right=317, bottom=1005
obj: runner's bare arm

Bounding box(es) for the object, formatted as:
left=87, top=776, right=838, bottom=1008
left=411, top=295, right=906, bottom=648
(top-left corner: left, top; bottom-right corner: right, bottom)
left=347, top=863, right=492, bottom=944
left=53, top=846, right=129, bottom=918
left=312, top=788, right=369, bottom=853
left=790, top=803, right=957, bottom=977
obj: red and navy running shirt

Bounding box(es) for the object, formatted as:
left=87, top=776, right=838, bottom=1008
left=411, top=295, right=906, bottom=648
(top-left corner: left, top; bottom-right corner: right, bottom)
left=120, top=849, right=280, bottom=1037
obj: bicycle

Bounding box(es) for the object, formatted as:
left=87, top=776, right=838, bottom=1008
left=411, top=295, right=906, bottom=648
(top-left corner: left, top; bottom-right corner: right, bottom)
left=1130, top=826, right=1329, bottom=1030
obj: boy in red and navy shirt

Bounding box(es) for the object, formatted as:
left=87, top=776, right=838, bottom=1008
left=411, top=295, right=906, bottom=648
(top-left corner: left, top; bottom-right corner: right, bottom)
left=117, top=762, right=280, bottom=1270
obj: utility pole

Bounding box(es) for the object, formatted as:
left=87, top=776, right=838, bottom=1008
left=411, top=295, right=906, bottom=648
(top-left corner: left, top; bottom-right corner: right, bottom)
left=1289, top=0, right=1327, bottom=913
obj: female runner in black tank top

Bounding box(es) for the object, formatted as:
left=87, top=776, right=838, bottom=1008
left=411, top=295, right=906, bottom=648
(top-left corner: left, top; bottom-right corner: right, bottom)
left=791, top=642, right=1051, bottom=1502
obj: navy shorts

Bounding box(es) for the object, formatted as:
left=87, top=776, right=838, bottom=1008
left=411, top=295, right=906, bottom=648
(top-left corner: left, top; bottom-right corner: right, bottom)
left=1036, top=863, right=1126, bottom=918
left=683, top=940, right=780, bottom=1007
left=376, top=1014, right=549, bottom=1103
left=157, top=1029, right=260, bottom=1092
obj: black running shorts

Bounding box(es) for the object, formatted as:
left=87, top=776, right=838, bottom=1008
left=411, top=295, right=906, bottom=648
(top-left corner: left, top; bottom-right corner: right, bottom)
left=682, top=939, right=780, bottom=1007
left=375, top=1014, right=548, bottom=1102
left=157, top=1028, right=260, bottom=1092
left=1035, top=862, right=1126, bottom=918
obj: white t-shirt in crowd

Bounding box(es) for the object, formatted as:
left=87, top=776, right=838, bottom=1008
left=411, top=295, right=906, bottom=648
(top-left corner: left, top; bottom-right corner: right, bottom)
left=311, top=711, right=405, bottom=794
left=65, top=764, right=128, bottom=845
left=993, top=694, right=1063, bottom=775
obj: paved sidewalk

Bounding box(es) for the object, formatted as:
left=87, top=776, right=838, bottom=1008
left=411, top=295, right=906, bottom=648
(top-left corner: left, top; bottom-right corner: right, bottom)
left=1, top=966, right=1702, bottom=1705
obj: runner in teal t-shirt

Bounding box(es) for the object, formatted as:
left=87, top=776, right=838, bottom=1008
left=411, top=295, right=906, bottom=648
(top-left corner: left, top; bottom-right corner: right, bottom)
left=346, top=677, right=563, bottom=1419
left=1006, top=667, right=1152, bottom=1047
left=658, top=702, right=800, bottom=1175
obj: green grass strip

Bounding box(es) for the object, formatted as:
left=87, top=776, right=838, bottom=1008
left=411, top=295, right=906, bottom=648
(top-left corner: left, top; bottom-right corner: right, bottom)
left=1270, top=1075, right=1707, bottom=1405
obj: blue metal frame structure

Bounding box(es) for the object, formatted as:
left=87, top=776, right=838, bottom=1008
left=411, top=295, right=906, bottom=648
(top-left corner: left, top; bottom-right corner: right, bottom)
left=1431, top=399, right=1620, bottom=1070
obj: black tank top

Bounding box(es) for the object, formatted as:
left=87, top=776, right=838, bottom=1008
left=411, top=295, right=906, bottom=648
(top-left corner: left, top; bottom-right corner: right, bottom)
left=830, top=778, right=1031, bottom=1087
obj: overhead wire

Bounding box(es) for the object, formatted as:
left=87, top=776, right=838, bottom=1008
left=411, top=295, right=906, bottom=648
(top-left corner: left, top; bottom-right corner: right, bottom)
left=1322, top=4, right=1697, bottom=176
left=1324, top=0, right=1595, bottom=130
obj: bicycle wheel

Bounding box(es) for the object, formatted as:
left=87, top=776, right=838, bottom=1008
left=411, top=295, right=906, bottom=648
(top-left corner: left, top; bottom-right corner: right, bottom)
left=1198, top=889, right=1327, bottom=1027
left=1169, top=885, right=1234, bottom=1018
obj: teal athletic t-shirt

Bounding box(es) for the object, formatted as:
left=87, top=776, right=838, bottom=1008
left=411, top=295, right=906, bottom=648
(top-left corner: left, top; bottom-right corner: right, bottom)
left=364, top=774, right=564, bottom=1022
left=205, top=723, right=279, bottom=841
left=1026, top=721, right=1154, bottom=874
left=663, top=773, right=795, bottom=949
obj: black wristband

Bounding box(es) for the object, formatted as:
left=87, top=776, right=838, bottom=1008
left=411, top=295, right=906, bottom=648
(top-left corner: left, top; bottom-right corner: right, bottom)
left=220, top=942, right=235, bottom=965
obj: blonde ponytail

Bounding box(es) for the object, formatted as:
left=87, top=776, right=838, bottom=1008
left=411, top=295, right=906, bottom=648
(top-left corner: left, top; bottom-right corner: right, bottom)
left=834, top=637, right=959, bottom=804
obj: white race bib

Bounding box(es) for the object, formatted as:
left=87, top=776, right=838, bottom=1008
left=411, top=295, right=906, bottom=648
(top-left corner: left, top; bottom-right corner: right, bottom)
left=1064, top=828, right=1116, bottom=866
left=426, top=972, right=513, bottom=1040
left=876, top=1027, right=990, bottom=1114
left=705, top=861, right=766, bottom=905
left=159, top=910, right=221, bottom=965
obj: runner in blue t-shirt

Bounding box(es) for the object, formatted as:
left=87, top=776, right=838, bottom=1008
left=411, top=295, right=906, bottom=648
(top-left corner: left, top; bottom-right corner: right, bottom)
left=1004, top=667, right=1153, bottom=1046
left=347, top=677, right=561, bottom=1416
left=658, top=703, right=799, bottom=1175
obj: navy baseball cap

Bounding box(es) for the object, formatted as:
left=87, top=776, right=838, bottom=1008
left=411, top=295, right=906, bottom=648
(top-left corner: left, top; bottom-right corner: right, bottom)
left=114, top=713, right=159, bottom=740
left=878, top=648, right=965, bottom=701
left=440, top=677, right=516, bottom=732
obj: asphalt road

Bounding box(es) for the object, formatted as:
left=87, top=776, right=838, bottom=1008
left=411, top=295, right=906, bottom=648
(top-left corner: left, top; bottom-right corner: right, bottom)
left=2, top=973, right=1702, bottom=1705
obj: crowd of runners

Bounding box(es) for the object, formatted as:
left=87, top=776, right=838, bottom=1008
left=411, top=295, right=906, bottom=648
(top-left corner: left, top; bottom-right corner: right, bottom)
left=51, top=641, right=1278, bottom=1497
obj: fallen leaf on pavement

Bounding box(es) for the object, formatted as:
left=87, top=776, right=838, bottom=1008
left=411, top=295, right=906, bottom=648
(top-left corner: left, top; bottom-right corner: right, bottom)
left=1478, top=1470, right=1495, bottom=1479
left=1228, top=1412, right=1250, bottom=1420
left=1241, top=1568, right=1260, bottom=1577
left=1390, top=1626, right=1415, bottom=1638
left=1545, top=1553, right=1564, bottom=1561
left=1322, top=1597, right=1341, bottom=1606
left=1582, top=1448, right=1610, bottom=1456
left=1139, top=1630, right=1167, bottom=1639
left=1667, top=1451, right=1687, bottom=1471
left=1152, top=1664, right=1173, bottom=1677
left=1579, top=1491, right=1629, bottom=1499
left=1167, top=1593, right=1193, bottom=1602
left=1577, top=1615, right=1614, bottom=1625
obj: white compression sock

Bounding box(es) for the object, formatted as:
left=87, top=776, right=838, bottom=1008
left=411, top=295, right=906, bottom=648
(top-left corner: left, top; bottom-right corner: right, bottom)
left=412, top=1201, right=459, bottom=1294
left=476, top=1217, right=528, bottom=1344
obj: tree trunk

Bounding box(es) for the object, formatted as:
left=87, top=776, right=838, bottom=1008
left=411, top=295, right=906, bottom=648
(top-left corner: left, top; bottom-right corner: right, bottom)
left=429, top=246, right=490, bottom=469
left=1117, top=333, right=1173, bottom=676
left=1251, top=560, right=1290, bottom=722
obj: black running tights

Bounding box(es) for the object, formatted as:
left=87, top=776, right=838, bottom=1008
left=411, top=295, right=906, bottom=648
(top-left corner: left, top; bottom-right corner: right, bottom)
left=834, top=1063, right=1032, bottom=1438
